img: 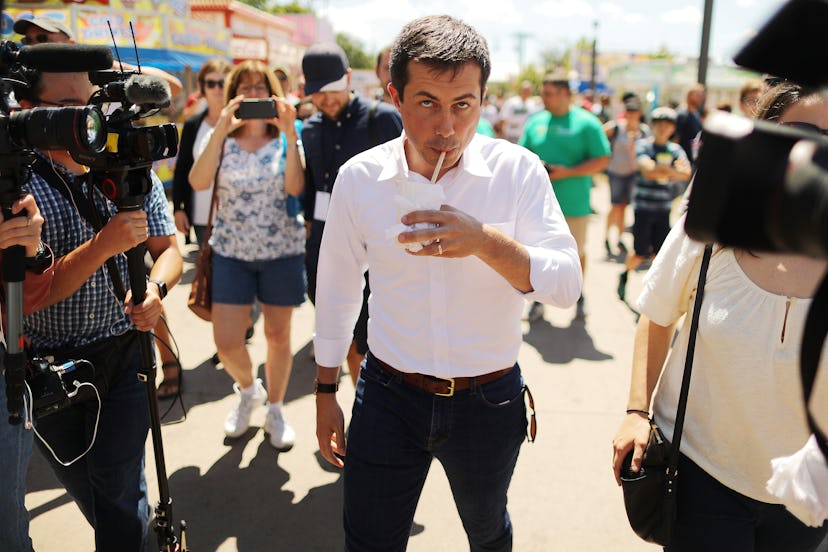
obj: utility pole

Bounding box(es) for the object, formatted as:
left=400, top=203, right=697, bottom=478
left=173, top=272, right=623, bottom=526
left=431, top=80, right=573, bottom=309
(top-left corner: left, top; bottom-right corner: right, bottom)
left=698, top=0, right=714, bottom=86
left=514, top=32, right=531, bottom=73
left=590, top=19, right=598, bottom=94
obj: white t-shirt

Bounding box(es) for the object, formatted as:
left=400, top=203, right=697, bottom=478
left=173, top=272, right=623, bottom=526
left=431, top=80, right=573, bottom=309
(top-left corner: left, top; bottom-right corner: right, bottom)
left=499, top=95, right=541, bottom=142
left=639, top=217, right=826, bottom=503
left=191, top=120, right=216, bottom=226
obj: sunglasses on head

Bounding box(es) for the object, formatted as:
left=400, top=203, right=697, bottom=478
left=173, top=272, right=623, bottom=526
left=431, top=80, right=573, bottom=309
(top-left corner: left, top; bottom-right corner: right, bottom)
left=204, top=79, right=224, bottom=89
left=781, top=121, right=828, bottom=137
left=21, top=33, right=50, bottom=45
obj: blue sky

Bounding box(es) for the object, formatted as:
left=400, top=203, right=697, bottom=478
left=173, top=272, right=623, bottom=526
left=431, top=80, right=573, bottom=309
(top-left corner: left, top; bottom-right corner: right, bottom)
left=317, top=0, right=786, bottom=80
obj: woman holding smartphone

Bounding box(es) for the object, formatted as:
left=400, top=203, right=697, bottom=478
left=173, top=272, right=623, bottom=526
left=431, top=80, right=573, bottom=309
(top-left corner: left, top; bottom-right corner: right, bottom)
left=190, top=60, right=305, bottom=452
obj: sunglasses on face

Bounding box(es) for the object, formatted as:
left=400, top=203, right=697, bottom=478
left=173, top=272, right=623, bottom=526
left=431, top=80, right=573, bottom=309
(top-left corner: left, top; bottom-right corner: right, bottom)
left=22, top=34, right=50, bottom=45
left=204, top=79, right=224, bottom=89
left=782, top=121, right=828, bottom=136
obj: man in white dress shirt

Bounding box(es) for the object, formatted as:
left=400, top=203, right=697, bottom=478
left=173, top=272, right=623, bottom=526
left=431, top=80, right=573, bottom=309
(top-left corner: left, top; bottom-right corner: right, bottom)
left=313, top=15, right=582, bottom=551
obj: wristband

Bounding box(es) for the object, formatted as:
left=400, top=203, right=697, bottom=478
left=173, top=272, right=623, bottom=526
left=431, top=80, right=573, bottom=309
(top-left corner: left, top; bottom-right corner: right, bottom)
left=314, top=379, right=338, bottom=395
left=626, top=409, right=650, bottom=416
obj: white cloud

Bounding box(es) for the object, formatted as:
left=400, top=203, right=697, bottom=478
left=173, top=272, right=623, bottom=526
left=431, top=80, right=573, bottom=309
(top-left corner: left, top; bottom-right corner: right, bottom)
left=660, top=6, right=702, bottom=24
left=533, top=0, right=595, bottom=18
left=599, top=2, right=623, bottom=16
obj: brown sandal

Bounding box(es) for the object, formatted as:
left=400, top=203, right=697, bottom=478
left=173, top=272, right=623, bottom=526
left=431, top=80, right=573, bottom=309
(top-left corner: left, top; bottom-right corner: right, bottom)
left=156, top=361, right=182, bottom=399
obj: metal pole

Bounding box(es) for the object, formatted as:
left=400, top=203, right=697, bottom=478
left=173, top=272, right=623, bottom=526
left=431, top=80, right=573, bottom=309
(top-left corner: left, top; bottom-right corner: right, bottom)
left=698, top=0, right=714, bottom=86
left=590, top=20, right=598, bottom=94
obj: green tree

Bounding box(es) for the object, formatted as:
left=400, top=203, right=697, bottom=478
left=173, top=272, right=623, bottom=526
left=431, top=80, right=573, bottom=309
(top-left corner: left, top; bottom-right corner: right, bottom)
left=336, top=33, right=373, bottom=70
left=270, top=1, right=314, bottom=14
left=649, top=44, right=673, bottom=60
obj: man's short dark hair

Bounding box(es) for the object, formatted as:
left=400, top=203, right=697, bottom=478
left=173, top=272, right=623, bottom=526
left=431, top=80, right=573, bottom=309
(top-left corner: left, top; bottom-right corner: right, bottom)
left=389, top=15, right=490, bottom=101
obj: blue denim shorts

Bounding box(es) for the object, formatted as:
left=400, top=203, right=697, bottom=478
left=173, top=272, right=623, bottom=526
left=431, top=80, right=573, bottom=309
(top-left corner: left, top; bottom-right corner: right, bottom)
left=212, top=252, right=306, bottom=306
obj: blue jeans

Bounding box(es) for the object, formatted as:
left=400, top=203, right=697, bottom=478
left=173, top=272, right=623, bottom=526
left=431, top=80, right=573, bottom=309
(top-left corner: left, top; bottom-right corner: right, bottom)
left=344, top=354, right=527, bottom=552
left=0, top=365, right=34, bottom=552
left=33, top=336, right=150, bottom=551
left=668, top=453, right=828, bottom=552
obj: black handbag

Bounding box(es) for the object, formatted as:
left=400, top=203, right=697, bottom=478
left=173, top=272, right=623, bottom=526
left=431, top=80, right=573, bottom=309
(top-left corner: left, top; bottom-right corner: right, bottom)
left=620, top=244, right=712, bottom=546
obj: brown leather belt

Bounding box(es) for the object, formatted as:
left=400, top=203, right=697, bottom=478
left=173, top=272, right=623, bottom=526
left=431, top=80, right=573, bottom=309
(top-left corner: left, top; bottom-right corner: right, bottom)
left=371, top=354, right=513, bottom=397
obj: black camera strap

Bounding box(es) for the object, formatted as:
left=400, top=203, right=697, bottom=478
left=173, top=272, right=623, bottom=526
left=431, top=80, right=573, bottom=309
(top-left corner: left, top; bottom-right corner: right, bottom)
left=800, top=273, right=828, bottom=459
left=31, top=157, right=127, bottom=301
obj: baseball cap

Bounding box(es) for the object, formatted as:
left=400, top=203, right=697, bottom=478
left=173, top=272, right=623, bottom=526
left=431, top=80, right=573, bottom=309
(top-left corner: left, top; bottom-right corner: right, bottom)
left=651, top=106, right=678, bottom=123
left=623, top=95, right=642, bottom=112
left=13, top=16, right=74, bottom=40
left=302, top=43, right=349, bottom=95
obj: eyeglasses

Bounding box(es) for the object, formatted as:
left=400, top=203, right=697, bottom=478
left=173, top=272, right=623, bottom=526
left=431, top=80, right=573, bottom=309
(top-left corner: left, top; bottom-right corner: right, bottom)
left=21, top=33, right=50, bottom=45
left=34, top=97, right=69, bottom=107
left=204, top=79, right=224, bottom=89
left=781, top=121, right=828, bottom=136
left=237, top=84, right=269, bottom=95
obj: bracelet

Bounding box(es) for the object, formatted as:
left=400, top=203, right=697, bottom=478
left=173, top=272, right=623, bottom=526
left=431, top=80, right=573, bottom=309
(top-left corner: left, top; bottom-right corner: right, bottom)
left=626, top=409, right=650, bottom=416
left=314, top=379, right=339, bottom=395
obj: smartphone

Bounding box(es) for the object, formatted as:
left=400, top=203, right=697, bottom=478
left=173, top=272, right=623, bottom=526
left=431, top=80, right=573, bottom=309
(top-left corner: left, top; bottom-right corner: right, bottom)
left=236, top=98, right=278, bottom=119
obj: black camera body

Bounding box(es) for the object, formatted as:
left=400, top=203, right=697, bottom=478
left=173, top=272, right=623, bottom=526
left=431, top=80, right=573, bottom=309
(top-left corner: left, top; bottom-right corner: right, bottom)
left=27, top=357, right=96, bottom=419
left=685, top=0, right=828, bottom=257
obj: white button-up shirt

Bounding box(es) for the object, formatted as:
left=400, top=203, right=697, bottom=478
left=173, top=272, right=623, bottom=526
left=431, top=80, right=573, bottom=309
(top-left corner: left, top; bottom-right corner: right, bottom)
left=314, top=133, right=581, bottom=377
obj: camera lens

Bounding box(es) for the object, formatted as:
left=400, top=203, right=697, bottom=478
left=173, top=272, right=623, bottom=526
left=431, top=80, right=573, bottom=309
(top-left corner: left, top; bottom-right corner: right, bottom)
left=9, top=105, right=106, bottom=155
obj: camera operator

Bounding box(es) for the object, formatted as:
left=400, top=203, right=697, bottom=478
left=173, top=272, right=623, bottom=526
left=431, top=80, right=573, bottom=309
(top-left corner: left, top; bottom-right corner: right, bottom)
left=611, top=81, right=828, bottom=550
left=12, top=67, right=182, bottom=550
left=0, top=195, right=52, bottom=552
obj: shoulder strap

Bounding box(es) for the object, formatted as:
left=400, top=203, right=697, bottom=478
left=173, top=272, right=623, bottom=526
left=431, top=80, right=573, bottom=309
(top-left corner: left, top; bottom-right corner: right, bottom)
left=203, top=140, right=225, bottom=243
left=668, top=243, right=713, bottom=468
left=31, top=157, right=127, bottom=301
left=800, top=274, right=828, bottom=459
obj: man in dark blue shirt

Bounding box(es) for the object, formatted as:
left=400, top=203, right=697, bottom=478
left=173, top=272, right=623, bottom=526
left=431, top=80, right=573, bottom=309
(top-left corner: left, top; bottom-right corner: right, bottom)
left=301, top=43, right=402, bottom=385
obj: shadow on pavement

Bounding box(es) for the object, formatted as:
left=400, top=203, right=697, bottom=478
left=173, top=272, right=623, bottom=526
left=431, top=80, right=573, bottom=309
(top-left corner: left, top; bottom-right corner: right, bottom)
left=163, top=435, right=343, bottom=551
left=523, top=318, right=613, bottom=365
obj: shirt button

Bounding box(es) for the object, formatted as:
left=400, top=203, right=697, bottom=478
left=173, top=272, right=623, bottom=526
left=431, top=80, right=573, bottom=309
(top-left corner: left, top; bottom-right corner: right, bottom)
left=90, top=282, right=96, bottom=288
left=336, top=121, right=342, bottom=127
left=334, top=144, right=341, bottom=151
left=89, top=313, right=95, bottom=319
left=324, top=172, right=330, bottom=179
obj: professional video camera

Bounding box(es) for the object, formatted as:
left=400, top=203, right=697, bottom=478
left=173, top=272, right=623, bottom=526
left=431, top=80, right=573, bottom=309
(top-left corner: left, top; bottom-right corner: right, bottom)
left=685, top=0, right=828, bottom=257
left=0, top=38, right=114, bottom=426
left=684, top=0, right=828, bottom=460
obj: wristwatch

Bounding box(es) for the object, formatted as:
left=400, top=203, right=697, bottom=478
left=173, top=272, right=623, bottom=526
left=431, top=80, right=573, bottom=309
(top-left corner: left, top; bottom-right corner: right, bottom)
left=314, top=379, right=339, bottom=395
left=149, top=278, right=168, bottom=300
left=24, top=241, right=52, bottom=273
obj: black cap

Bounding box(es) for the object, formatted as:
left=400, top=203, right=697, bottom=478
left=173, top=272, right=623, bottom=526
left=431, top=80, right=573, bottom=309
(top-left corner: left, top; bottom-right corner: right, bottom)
left=302, top=43, right=349, bottom=95
left=623, top=95, right=642, bottom=111
left=13, top=16, right=74, bottom=40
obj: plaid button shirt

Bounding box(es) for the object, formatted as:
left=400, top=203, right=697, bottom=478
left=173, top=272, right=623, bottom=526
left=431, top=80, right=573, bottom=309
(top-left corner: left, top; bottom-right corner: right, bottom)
left=24, top=157, right=176, bottom=349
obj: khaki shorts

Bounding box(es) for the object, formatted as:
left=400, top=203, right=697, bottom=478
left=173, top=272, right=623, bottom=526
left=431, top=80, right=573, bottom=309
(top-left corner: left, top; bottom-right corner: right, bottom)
left=564, top=216, right=588, bottom=256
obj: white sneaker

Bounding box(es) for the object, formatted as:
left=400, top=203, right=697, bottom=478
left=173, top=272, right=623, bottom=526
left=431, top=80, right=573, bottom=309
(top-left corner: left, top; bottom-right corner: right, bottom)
left=224, top=379, right=267, bottom=438
left=264, top=408, right=296, bottom=451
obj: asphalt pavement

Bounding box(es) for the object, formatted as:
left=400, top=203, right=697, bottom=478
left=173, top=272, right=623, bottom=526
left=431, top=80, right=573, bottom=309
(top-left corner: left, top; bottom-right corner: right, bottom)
left=26, top=180, right=659, bottom=551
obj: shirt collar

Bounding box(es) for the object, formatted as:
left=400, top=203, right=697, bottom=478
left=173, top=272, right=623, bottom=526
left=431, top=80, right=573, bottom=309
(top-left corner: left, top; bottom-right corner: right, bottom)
left=377, top=132, right=493, bottom=183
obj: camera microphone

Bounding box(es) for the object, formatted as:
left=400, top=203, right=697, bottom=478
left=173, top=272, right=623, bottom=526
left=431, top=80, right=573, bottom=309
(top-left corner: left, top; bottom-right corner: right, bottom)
left=124, top=74, right=171, bottom=107
left=16, top=44, right=114, bottom=73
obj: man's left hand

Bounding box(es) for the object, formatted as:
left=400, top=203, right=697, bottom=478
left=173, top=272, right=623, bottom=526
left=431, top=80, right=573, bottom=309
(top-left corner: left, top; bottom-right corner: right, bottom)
left=398, top=205, right=486, bottom=259
left=123, top=287, right=163, bottom=332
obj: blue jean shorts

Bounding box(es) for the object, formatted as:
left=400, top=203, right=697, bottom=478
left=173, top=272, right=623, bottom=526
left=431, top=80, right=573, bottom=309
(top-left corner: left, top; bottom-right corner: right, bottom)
left=212, top=252, right=306, bottom=306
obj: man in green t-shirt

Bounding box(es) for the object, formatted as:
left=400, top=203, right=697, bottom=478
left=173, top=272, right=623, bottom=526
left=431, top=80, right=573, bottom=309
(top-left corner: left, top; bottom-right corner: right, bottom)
left=519, top=71, right=610, bottom=320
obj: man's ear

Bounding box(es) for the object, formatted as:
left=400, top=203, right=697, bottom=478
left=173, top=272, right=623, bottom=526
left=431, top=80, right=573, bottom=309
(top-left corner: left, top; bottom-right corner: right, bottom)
left=388, top=83, right=402, bottom=110
left=18, top=99, right=35, bottom=110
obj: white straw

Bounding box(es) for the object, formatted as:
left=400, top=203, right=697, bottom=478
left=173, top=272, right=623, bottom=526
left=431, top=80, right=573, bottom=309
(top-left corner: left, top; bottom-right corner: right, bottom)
left=430, top=151, right=446, bottom=184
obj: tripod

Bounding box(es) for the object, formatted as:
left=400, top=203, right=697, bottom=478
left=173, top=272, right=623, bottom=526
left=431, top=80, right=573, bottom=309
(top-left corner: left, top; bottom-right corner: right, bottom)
left=90, top=166, right=187, bottom=552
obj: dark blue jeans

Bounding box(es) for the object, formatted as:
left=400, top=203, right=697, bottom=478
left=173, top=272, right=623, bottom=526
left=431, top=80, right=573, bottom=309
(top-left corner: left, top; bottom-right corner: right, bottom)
left=33, top=337, right=150, bottom=552
left=668, top=453, right=828, bottom=552
left=344, top=353, right=527, bottom=552
left=0, top=363, right=34, bottom=552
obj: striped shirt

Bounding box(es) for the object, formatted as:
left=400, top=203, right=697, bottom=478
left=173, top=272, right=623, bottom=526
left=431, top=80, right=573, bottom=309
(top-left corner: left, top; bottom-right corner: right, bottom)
left=24, top=156, right=175, bottom=349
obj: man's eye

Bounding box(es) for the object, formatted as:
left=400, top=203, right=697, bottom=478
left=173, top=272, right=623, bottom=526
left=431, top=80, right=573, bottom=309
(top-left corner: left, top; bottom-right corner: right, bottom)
left=456, top=102, right=470, bottom=109
left=420, top=100, right=433, bottom=107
